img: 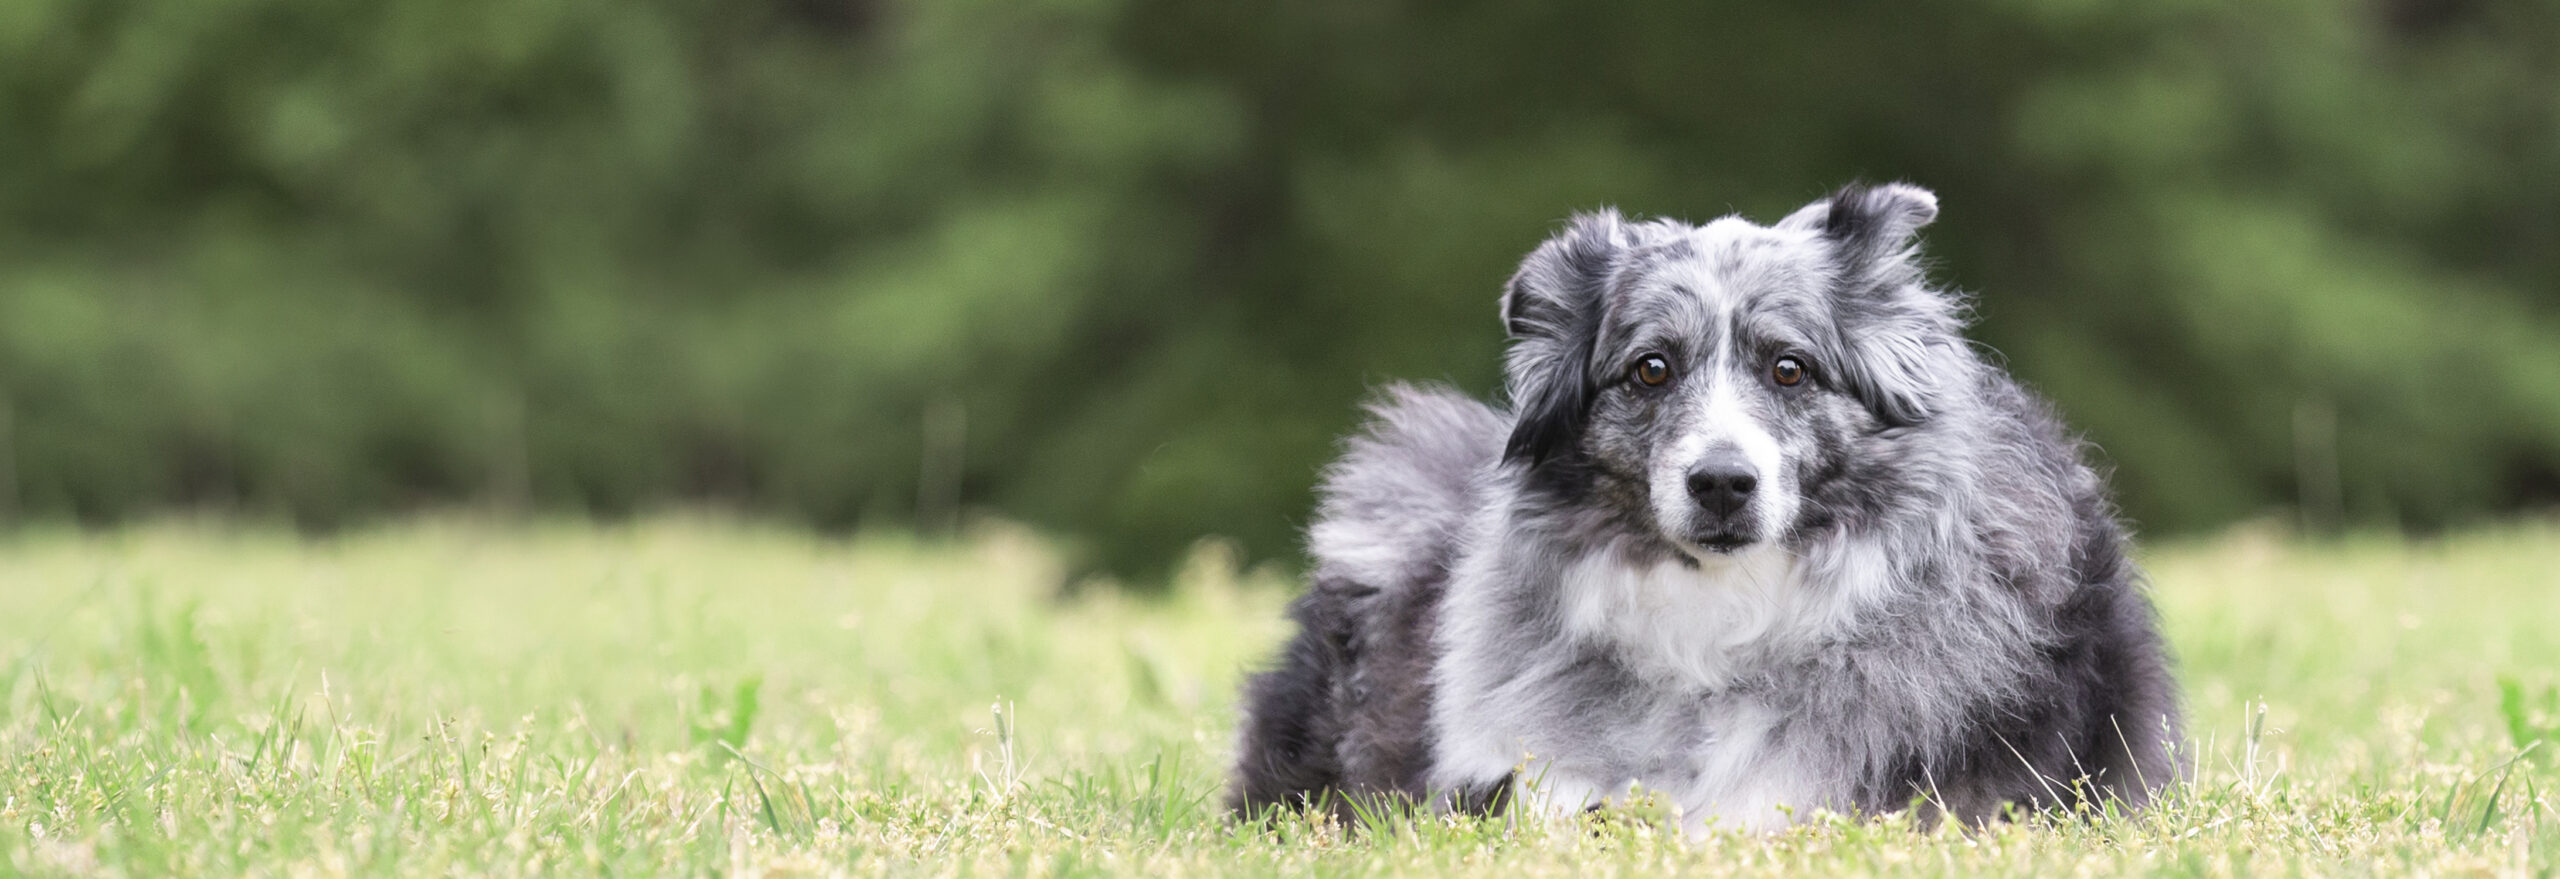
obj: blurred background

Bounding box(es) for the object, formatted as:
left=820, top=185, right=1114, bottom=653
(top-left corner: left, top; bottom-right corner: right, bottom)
left=4, top=0, right=2558, bottom=577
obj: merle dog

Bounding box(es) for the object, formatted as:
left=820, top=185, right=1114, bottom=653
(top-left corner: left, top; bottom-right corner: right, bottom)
left=1229, top=183, right=2180, bottom=831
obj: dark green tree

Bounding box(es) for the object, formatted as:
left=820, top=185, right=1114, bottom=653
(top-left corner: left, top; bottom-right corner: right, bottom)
left=4, top=0, right=2557, bottom=577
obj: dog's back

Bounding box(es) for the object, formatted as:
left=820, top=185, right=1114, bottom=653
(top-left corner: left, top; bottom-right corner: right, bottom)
left=1228, top=383, right=1501, bottom=815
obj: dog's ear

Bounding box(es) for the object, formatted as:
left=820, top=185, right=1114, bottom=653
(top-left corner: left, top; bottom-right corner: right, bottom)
left=1500, top=210, right=1623, bottom=465
left=1800, top=183, right=1965, bottom=427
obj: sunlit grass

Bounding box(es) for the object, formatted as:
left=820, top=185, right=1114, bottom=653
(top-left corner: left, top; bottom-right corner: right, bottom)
left=1, top=515, right=2554, bottom=875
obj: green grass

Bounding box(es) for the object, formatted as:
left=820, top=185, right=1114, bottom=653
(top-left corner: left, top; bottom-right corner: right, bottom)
left=2, top=516, right=2555, bottom=876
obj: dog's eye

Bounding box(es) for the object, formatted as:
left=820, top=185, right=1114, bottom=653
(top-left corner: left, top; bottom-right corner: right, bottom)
left=1631, top=354, right=1672, bottom=387
left=1772, top=356, right=1808, bottom=387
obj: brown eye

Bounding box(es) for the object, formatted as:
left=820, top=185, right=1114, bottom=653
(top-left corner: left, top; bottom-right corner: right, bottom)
left=1632, top=354, right=1672, bottom=387
left=1771, top=355, right=1808, bottom=387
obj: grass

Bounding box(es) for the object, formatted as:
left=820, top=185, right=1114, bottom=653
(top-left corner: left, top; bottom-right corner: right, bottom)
left=0, top=515, right=2555, bottom=876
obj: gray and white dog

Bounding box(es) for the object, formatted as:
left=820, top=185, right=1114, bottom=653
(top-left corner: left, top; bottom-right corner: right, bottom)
left=1229, top=183, right=2181, bottom=831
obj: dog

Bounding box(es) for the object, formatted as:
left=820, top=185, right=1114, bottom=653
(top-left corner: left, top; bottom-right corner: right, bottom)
left=1228, top=183, right=2181, bottom=832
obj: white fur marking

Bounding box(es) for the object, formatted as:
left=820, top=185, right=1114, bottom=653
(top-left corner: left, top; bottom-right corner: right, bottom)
left=1556, top=550, right=1838, bottom=691
left=1647, top=233, right=1800, bottom=549
left=1501, top=693, right=1829, bottom=836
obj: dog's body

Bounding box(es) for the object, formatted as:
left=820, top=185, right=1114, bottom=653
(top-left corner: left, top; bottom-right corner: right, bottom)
left=1230, top=184, right=2180, bottom=831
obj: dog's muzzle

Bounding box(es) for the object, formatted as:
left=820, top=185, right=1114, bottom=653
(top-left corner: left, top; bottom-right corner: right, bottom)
left=1685, top=451, right=1759, bottom=551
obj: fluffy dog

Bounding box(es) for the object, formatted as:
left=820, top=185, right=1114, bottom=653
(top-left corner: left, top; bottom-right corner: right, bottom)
left=1229, top=183, right=2181, bottom=831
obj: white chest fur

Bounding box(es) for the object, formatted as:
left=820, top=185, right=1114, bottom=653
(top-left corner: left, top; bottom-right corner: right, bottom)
left=1432, top=545, right=1881, bottom=833
left=1557, top=549, right=1851, bottom=691
left=1516, top=696, right=1815, bottom=833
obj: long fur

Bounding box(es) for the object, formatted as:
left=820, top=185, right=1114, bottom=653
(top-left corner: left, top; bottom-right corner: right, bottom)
left=1230, top=183, right=2182, bottom=831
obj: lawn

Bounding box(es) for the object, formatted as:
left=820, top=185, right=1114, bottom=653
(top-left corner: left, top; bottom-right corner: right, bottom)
left=2, top=516, right=2555, bottom=876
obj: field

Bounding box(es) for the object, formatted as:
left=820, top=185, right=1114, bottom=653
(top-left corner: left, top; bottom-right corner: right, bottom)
left=2, top=517, right=2556, bottom=876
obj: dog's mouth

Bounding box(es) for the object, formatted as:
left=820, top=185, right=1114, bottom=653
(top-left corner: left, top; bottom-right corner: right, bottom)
left=1666, top=531, right=1756, bottom=568
left=1663, top=529, right=1758, bottom=568
left=1692, top=531, right=1756, bottom=554
left=1649, top=491, right=1765, bottom=559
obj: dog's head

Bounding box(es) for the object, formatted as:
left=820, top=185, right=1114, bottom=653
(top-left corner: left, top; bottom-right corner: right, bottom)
left=1499, top=183, right=1970, bottom=559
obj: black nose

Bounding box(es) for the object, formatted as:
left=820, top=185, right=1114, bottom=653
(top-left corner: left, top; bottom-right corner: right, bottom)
left=1686, top=455, right=1758, bottom=518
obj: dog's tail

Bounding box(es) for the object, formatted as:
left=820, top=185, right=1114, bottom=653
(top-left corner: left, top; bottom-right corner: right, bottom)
left=1306, top=382, right=1507, bottom=593
left=1229, top=383, right=1505, bottom=816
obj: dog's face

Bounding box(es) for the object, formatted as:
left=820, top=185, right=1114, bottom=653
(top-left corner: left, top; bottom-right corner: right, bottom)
left=1500, top=184, right=1968, bottom=559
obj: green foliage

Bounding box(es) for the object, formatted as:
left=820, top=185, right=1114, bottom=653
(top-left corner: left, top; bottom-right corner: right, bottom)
left=689, top=674, right=763, bottom=763
left=4, top=0, right=2560, bottom=573
left=134, top=597, right=221, bottom=732
left=2505, top=676, right=2559, bottom=760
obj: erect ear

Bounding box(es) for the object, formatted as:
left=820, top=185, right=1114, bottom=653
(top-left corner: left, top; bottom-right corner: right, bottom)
left=1500, top=210, right=1624, bottom=465
left=1799, top=183, right=1964, bottom=427
left=1812, top=181, right=1939, bottom=257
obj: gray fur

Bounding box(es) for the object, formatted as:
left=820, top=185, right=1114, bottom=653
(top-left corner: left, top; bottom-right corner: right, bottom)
left=1230, top=183, right=2182, bottom=830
